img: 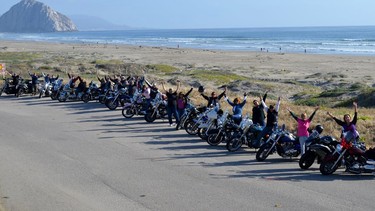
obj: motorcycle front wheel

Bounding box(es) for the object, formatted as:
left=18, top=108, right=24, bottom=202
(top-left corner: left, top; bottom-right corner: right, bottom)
left=144, top=111, right=157, bottom=123
left=16, top=88, right=24, bottom=97
left=198, top=128, right=209, bottom=141
left=256, top=143, right=273, bottom=161
left=319, top=157, right=339, bottom=175
left=105, top=99, right=118, bottom=110
left=82, top=93, right=90, bottom=103
left=299, top=151, right=316, bottom=170
left=122, top=107, right=135, bottom=118
left=184, top=119, right=199, bottom=135
left=207, top=133, right=225, bottom=146
left=226, top=137, right=244, bottom=152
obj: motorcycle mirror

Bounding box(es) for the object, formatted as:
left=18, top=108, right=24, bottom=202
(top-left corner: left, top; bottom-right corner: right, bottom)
left=281, top=124, right=286, bottom=131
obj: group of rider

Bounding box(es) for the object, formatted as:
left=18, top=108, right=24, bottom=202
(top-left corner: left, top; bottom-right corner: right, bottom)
left=159, top=80, right=360, bottom=156
left=3, top=72, right=360, bottom=155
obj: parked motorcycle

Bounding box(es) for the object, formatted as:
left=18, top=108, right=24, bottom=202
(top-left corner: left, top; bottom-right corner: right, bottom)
left=206, top=111, right=238, bottom=146
left=197, top=107, right=221, bottom=141
left=121, top=90, right=146, bottom=118
left=256, top=124, right=300, bottom=161
left=319, top=131, right=375, bottom=175
left=57, top=82, right=85, bottom=102
left=82, top=81, right=101, bottom=103
left=104, top=88, right=129, bottom=110
left=226, top=115, right=261, bottom=152
left=299, top=125, right=339, bottom=170
left=16, top=79, right=33, bottom=97
left=175, top=102, right=196, bottom=130
left=144, top=93, right=168, bottom=123
left=184, top=106, right=215, bottom=136
left=38, top=81, right=53, bottom=98
left=0, top=78, right=18, bottom=96
left=50, top=79, right=63, bottom=100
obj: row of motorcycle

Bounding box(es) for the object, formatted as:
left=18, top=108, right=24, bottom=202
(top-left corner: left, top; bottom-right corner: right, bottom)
left=130, top=94, right=375, bottom=176
left=2, top=77, right=375, bottom=176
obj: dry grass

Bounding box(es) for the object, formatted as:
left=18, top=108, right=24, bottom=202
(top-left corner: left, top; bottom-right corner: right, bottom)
left=180, top=87, right=375, bottom=146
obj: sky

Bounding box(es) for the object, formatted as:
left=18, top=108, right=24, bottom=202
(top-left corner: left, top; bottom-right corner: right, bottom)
left=1, top=0, right=375, bottom=29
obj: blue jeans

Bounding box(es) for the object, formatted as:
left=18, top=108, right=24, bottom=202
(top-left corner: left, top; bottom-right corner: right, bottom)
left=254, top=126, right=274, bottom=147
left=167, top=105, right=179, bottom=124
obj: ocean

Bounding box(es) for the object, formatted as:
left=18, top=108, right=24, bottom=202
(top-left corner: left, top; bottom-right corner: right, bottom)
left=1, top=26, right=375, bottom=56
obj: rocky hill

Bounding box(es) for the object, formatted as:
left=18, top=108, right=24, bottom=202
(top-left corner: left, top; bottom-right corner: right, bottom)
left=0, top=0, right=77, bottom=33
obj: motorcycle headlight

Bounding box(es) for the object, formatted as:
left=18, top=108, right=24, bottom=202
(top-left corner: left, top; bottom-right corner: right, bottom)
left=335, top=144, right=342, bottom=152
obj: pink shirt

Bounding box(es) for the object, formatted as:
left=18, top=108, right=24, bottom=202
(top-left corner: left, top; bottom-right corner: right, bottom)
left=297, top=119, right=311, bottom=137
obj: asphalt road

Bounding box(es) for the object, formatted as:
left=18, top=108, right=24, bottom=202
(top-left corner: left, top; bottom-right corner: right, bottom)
left=0, top=96, right=374, bottom=211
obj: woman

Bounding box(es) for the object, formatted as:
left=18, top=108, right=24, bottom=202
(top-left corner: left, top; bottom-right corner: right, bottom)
left=327, top=102, right=359, bottom=140
left=176, top=87, right=193, bottom=119
left=225, top=93, right=247, bottom=124
left=287, top=106, right=319, bottom=155
left=253, top=96, right=281, bottom=148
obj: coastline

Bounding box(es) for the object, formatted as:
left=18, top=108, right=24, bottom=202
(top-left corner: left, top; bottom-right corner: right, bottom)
left=1, top=39, right=374, bottom=87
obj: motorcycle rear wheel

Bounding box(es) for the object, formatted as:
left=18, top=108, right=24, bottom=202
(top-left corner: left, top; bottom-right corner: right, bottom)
left=299, top=151, right=316, bottom=170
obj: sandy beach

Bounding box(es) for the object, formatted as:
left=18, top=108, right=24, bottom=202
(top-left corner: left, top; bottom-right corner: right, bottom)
left=1, top=40, right=374, bottom=85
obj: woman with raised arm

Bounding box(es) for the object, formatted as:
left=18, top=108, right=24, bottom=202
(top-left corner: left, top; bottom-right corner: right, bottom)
left=287, top=106, right=319, bottom=155
left=327, top=102, right=359, bottom=140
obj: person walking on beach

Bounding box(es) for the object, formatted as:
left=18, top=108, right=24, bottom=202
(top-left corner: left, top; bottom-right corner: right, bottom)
left=199, top=86, right=227, bottom=108
left=162, top=80, right=180, bottom=127
left=253, top=96, right=281, bottom=148
left=252, top=91, right=268, bottom=126
left=224, top=92, right=247, bottom=124
left=177, top=87, right=193, bottom=119
left=286, top=106, right=319, bottom=155
left=327, top=102, right=359, bottom=140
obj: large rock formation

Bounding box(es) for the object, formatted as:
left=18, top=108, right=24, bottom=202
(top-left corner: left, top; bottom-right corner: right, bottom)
left=0, top=0, right=77, bottom=33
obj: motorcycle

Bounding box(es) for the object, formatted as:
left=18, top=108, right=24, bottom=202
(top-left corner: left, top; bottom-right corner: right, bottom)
left=184, top=106, right=214, bottom=136
left=0, top=78, right=18, bottom=96
left=144, top=93, right=168, bottom=123
left=299, top=125, right=339, bottom=170
left=226, top=115, right=259, bottom=152
left=82, top=81, right=101, bottom=103
left=15, top=79, right=33, bottom=97
left=50, top=79, right=64, bottom=100
left=197, top=107, right=221, bottom=141
left=319, top=131, right=375, bottom=175
left=206, top=111, right=234, bottom=146
left=57, top=82, right=86, bottom=102
left=121, top=90, right=146, bottom=118
left=175, top=102, right=196, bottom=130
left=104, top=87, right=129, bottom=110
left=38, top=81, right=53, bottom=98
left=256, top=124, right=300, bottom=162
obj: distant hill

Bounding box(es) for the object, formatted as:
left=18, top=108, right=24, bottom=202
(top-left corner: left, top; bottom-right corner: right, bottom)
left=0, top=0, right=77, bottom=33
left=70, top=15, right=132, bottom=31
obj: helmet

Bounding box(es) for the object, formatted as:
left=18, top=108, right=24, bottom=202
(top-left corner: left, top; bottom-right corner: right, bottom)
left=198, top=85, right=204, bottom=93
left=315, top=125, right=324, bottom=134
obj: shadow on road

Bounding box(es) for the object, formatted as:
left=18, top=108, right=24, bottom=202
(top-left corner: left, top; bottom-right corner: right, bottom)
left=5, top=95, right=375, bottom=182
